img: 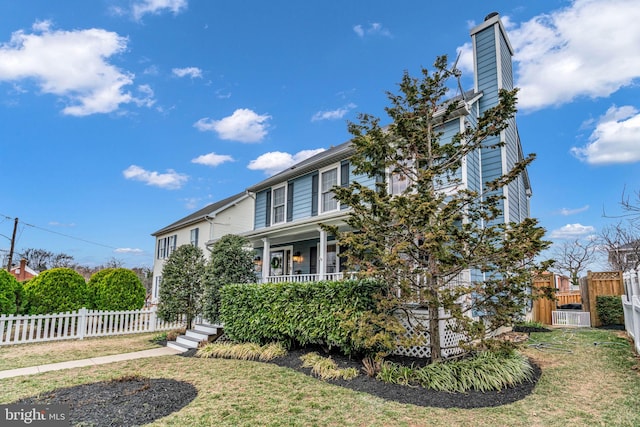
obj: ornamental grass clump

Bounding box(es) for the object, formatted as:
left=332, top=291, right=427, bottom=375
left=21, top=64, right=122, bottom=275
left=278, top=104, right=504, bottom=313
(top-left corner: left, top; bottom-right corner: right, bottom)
left=197, top=342, right=287, bottom=361
left=378, top=351, right=533, bottom=392
left=300, top=352, right=359, bottom=380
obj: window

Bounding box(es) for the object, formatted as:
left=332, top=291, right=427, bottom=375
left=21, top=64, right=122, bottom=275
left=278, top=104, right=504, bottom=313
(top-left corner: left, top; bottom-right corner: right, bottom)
left=390, top=159, right=414, bottom=195
left=272, top=186, right=286, bottom=224
left=154, top=276, right=162, bottom=300
left=190, top=228, right=199, bottom=247
left=320, top=167, right=338, bottom=213
left=157, top=235, right=177, bottom=259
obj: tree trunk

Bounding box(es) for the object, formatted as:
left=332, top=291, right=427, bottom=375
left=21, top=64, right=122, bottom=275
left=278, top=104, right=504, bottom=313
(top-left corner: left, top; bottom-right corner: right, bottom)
left=428, top=299, right=442, bottom=362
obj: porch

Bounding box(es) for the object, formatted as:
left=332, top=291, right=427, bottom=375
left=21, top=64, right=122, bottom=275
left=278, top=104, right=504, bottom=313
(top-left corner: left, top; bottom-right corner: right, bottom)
left=243, top=212, right=353, bottom=284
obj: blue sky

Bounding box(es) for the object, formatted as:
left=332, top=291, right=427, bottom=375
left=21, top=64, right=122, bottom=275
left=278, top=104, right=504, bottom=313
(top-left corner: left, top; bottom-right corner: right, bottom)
left=1, top=0, right=639, bottom=269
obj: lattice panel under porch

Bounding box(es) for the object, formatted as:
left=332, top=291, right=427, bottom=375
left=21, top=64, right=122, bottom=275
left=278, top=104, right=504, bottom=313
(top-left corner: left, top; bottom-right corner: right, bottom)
left=392, top=309, right=466, bottom=359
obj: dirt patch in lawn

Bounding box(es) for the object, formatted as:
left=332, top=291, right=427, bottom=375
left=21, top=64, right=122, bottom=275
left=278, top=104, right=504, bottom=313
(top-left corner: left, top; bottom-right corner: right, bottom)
left=12, top=375, right=197, bottom=426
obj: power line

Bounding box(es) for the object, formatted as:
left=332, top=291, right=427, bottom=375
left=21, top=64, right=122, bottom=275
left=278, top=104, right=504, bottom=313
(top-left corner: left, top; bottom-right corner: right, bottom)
left=0, top=213, right=118, bottom=250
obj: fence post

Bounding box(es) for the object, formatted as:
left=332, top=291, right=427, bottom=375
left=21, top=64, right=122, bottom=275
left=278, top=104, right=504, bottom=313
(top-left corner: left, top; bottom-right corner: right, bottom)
left=149, top=307, right=157, bottom=333
left=77, top=307, right=87, bottom=340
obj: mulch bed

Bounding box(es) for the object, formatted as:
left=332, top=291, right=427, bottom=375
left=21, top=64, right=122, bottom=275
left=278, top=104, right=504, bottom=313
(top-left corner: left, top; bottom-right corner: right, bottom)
left=268, top=346, right=541, bottom=409
left=12, top=376, right=197, bottom=427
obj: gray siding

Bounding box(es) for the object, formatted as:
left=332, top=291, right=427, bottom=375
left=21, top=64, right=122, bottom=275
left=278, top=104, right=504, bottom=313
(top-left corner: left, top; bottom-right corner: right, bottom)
left=465, top=109, right=481, bottom=194
left=254, top=189, right=268, bottom=230
left=292, top=174, right=313, bottom=220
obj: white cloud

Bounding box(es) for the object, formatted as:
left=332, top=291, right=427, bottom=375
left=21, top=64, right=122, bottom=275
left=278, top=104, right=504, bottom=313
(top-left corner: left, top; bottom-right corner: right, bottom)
left=191, top=152, right=234, bottom=167
left=48, top=221, right=76, bottom=227
left=311, top=103, right=356, bottom=122
left=0, top=22, right=148, bottom=116
left=122, top=165, right=188, bottom=189
left=194, top=108, right=271, bottom=143
left=550, top=223, right=596, bottom=239
left=114, top=247, right=144, bottom=254
left=353, top=23, right=392, bottom=38
left=505, top=0, right=640, bottom=110
left=557, top=205, right=590, bottom=216
left=172, top=67, right=202, bottom=78
left=248, top=149, right=326, bottom=176
left=132, top=0, right=188, bottom=21
left=571, top=105, right=640, bottom=164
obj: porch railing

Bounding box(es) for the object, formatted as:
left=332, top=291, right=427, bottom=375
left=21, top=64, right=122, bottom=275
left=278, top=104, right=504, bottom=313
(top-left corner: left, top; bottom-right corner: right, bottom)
left=261, top=272, right=350, bottom=283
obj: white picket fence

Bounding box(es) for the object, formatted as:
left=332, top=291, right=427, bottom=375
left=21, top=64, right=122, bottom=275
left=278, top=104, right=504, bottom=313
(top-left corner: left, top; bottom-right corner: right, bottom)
left=0, top=307, right=186, bottom=346
left=622, top=270, right=640, bottom=354
left=552, top=310, right=591, bottom=327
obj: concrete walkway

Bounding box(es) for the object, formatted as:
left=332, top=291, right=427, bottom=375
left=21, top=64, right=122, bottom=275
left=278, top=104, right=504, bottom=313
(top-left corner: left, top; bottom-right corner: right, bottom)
left=0, top=347, right=183, bottom=379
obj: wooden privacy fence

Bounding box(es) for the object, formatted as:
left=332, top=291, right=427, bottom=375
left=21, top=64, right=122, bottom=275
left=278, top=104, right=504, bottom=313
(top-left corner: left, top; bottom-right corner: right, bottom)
left=0, top=307, right=186, bottom=346
left=581, top=271, right=624, bottom=327
left=532, top=273, right=583, bottom=325
left=533, top=272, right=624, bottom=326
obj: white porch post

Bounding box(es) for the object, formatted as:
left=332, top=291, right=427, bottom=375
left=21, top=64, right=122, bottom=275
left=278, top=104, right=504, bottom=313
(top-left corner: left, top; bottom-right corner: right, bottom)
left=318, top=228, right=327, bottom=281
left=261, top=237, right=270, bottom=282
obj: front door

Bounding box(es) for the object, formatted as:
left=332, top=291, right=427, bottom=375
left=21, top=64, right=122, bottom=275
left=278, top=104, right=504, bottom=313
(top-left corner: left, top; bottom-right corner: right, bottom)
left=270, top=247, right=292, bottom=276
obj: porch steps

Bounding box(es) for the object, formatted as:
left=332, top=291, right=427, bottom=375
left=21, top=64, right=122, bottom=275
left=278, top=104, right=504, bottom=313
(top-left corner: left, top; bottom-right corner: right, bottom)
left=166, top=323, right=223, bottom=353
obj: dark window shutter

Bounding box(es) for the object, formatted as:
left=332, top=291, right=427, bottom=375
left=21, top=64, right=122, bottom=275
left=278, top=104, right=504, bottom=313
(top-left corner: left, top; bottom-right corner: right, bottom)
left=311, top=172, right=319, bottom=216
left=265, top=189, right=271, bottom=227
left=286, top=181, right=294, bottom=222
left=341, top=160, right=349, bottom=187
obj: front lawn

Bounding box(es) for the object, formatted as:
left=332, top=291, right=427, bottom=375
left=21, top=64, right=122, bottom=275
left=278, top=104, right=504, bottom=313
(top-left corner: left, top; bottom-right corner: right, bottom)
left=0, top=328, right=638, bottom=426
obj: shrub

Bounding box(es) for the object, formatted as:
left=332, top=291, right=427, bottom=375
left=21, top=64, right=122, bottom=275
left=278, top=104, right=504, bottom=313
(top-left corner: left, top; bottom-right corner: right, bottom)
left=596, top=295, right=624, bottom=325
left=90, top=268, right=146, bottom=311
left=0, top=270, right=22, bottom=314
left=157, top=245, right=205, bottom=330
left=219, top=279, right=389, bottom=355
left=23, top=268, right=88, bottom=314
left=86, top=268, right=115, bottom=308
left=203, top=234, right=256, bottom=323
left=378, top=350, right=534, bottom=392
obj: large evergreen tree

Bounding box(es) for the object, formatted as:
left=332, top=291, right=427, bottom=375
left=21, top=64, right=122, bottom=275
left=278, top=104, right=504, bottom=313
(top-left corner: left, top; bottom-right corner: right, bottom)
left=203, top=234, right=256, bottom=323
left=157, top=245, right=205, bottom=329
left=326, top=56, right=551, bottom=362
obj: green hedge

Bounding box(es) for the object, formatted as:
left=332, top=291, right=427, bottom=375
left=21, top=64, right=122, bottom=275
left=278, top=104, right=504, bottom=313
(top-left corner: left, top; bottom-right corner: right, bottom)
left=0, top=270, right=22, bottom=314
left=219, top=279, right=386, bottom=355
left=90, top=268, right=146, bottom=311
left=23, top=268, right=88, bottom=314
left=596, top=295, right=624, bottom=325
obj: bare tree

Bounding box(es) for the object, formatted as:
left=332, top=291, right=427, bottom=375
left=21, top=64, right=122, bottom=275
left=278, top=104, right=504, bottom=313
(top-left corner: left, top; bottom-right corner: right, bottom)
left=599, top=222, right=640, bottom=271
left=550, top=239, right=598, bottom=287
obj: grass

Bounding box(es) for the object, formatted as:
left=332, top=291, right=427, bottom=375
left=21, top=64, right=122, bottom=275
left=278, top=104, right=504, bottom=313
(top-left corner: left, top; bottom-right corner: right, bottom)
left=0, top=332, right=162, bottom=370
left=0, top=328, right=639, bottom=426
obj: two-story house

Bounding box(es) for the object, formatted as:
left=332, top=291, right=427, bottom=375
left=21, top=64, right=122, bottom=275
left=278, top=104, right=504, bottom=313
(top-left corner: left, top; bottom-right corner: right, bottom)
left=150, top=192, right=253, bottom=302
left=152, top=13, right=531, bottom=296
left=242, top=13, right=531, bottom=284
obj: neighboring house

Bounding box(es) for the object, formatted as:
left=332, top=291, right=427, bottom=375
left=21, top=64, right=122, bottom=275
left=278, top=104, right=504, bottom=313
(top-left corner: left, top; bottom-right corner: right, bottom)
left=608, top=240, right=640, bottom=272
left=9, top=258, right=38, bottom=281
left=150, top=192, right=253, bottom=302
left=242, top=13, right=531, bottom=284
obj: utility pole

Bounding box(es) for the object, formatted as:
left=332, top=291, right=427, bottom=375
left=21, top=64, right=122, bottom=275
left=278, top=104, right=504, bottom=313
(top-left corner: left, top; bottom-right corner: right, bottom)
left=6, top=217, right=18, bottom=271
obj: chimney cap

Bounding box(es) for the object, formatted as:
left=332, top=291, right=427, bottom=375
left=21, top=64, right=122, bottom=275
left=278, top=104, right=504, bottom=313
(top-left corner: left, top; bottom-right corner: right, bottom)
left=484, top=12, right=499, bottom=21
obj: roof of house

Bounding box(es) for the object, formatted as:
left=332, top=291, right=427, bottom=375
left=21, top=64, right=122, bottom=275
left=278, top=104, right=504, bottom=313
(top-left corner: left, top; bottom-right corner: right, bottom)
left=10, top=264, right=38, bottom=277
left=246, top=141, right=354, bottom=192
left=246, top=89, right=482, bottom=193
left=151, top=192, right=248, bottom=236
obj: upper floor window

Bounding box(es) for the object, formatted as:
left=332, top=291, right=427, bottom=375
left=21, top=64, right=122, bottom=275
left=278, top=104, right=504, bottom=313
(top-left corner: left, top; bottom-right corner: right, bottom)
left=320, top=167, right=338, bottom=213
left=390, top=159, right=414, bottom=195
left=157, top=235, right=177, bottom=259
left=272, top=186, right=286, bottom=224
left=190, top=228, right=199, bottom=247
